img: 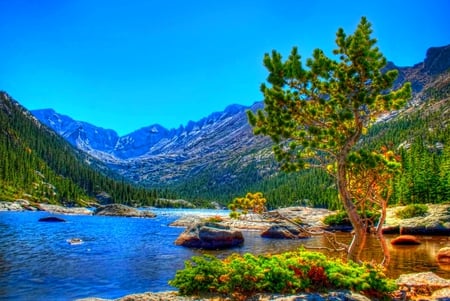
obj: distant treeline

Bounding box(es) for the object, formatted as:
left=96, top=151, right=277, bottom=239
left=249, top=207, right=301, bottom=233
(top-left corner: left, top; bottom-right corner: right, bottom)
left=174, top=76, right=450, bottom=209
left=0, top=92, right=177, bottom=207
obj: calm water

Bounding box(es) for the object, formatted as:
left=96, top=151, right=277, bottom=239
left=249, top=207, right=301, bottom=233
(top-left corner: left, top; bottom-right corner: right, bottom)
left=0, top=209, right=449, bottom=301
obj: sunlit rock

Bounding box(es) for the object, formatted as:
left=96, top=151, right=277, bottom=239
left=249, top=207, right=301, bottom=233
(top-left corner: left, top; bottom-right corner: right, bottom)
left=94, top=204, right=156, bottom=218
left=436, top=247, right=450, bottom=264
left=391, top=235, right=421, bottom=245
left=175, top=222, right=244, bottom=249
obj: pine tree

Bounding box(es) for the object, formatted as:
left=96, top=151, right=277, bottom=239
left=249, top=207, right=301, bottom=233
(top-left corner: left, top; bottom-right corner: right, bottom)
left=247, top=17, right=411, bottom=262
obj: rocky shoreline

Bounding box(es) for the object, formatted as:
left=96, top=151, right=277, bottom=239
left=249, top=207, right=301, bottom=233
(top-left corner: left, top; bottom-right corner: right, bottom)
left=2, top=200, right=450, bottom=235
left=75, top=271, right=450, bottom=301
left=0, top=201, right=156, bottom=218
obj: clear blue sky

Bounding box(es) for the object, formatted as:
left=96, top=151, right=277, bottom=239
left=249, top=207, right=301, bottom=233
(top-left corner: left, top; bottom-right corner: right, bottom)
left=1, top=0, right=449, bottom=136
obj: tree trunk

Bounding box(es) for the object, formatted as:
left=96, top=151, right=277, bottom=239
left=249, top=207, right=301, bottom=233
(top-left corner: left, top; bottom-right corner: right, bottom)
left=376, top=201, right=390, bottom=266
left=337, top=154, right=366, bottom=263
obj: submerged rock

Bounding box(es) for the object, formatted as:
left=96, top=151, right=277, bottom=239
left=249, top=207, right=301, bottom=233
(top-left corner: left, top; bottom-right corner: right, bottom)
left=175, top=222, right=244, bottom=249
left=67, top=238, right=83, bottom=245
left=391, top=235, right=421, bottom=245
left=39, top=216, right=66, bottom=222
left=94, top=204, right=156, bottom=218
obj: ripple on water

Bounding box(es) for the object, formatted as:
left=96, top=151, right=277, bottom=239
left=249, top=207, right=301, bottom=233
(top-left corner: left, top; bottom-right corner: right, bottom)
left=0, top=210, right=449, bottom=300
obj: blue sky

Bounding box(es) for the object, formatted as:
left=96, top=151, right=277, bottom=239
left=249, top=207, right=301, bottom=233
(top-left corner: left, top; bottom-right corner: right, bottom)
left=1, top=0, right=449, bottom=136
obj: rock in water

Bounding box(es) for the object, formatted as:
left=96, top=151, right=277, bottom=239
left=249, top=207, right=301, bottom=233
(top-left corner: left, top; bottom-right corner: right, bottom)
left=391, top=235, right=421, bottom=245
left=94, top=204, right=156, bottom=218
left=261, top=222, right=311, bottom=239
left=39, top=216, right=66, bottom=222
left=436, top=247, right=450, bottom=264
left=175, top=222, right=244, bottom=249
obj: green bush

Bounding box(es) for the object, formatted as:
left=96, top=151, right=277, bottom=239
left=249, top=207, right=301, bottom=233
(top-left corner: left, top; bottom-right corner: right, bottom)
left=323, top=210, right=381, bottom=226
left=169, top=249, right=396, bottom=300
left=323, top=211, right=350, bottom=226
left=395, top=204, right=429, bottom=219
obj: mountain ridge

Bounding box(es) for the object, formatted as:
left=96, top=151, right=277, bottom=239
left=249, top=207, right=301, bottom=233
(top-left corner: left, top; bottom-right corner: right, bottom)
left=30, top=44, right=450, bottom=202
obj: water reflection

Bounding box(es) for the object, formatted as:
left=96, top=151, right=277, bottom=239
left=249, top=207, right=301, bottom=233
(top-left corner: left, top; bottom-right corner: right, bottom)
left=201, top=231, right=450, bottom=279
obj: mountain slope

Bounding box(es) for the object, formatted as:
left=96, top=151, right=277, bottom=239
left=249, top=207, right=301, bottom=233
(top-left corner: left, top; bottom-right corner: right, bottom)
left=30, top=44, right=450, bottom=206
left=0, top=92, right=175, bottom=206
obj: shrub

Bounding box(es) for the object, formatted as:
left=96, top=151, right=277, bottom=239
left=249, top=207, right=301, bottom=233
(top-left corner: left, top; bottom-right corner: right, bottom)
left=395, top=204, right=429, bottom=219
left=323, top=211, right=350, bottom=226
left=228, top=192, right=267, bottom=219
left=169, top=248, right=396, bottom=300
left=204, top=215, right=224, bottom=223
left=323, top=210, right=381, bottom=226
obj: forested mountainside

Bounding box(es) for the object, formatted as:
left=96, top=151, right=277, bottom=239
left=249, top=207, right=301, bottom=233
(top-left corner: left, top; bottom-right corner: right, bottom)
left=364, top=71, right=450, bottom=205
left=0, top=92, right=179, bottom=207
left=30, top=45, right=450, bottom=209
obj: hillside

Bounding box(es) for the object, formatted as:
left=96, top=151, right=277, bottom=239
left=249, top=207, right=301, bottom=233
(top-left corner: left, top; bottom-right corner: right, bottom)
left=26, top=44, right=450, bottom=207
left=0, top=92, right=177, bottom=207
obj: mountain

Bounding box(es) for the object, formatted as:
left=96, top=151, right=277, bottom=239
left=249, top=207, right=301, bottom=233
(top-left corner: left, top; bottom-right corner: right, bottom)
left=33, top=102, right=275, bottom=192
left=0, top=92, right=176, bottom=206
left=31, top=44, right=450, bottom=205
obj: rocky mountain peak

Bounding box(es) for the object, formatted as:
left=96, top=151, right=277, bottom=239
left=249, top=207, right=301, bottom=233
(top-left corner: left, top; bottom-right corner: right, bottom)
left=423, top=44, right=450, bottom=75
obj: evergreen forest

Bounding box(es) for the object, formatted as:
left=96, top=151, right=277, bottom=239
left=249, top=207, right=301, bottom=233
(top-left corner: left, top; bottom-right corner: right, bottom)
left=0, top=91, right=178, bottom=207
left=1, top=70, right=449, bottom=210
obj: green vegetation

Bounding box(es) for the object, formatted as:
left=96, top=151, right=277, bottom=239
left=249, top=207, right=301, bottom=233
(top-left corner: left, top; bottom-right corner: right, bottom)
left=247, top=16, right=411, bottom=262
left=395, top=204, right=429, bottom=219
left=0, top=91, right=176, bottom=206
left=177, top=60, right=450, bottom=211
left=324, top=210, right=381, bottom=227
left=228, top=192, right=266, bottom=218
left=169, top=249, right=395, bottom=300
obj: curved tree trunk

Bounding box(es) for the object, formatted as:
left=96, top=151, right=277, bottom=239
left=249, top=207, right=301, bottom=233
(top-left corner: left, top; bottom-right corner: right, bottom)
left=337, top=151, right=367, bottom=263
left=376, top=201, right=391, bottom=266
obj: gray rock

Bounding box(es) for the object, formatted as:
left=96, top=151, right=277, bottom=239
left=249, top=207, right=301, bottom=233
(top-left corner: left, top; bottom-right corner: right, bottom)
left=384, top=204, right=450, bottom=235
left=261, top=222, right=311, bottom=239
left=94, top=204, right=156, bottom=218
left=0, top=201, right=24, bottom=211
left=175, top=222, right=244, bottom=249
left=39, top=204, right=93, bottom=215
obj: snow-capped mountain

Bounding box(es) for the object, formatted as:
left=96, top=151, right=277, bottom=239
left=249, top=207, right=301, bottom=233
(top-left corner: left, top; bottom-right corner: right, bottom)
left=32, top=102, right=274, bottom=186
left=31, top=44, right=450, bottom=195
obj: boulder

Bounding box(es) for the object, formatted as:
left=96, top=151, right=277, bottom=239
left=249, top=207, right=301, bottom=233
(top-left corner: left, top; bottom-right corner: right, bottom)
left=38, top=204, right=93, bottom=215
left=0, top=201, right=23, bottom=211
left=175, top=222, right=244, bottom=249
left=391, top=235, right=421, bottom=245
left=396, top=272, right=450, bottom=297
left=39, top=216, right=66, bottom=222
left=94, top=204, right=156, bottom=218
left=261, top=223, right=311, bottom=239
left=383, top=204, right=450, bottom=235
left=436, top=247, right=450, bottom=264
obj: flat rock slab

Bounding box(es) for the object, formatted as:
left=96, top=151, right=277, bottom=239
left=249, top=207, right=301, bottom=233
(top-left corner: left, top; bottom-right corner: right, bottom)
left=94, top=204, right=156, bottom=218
left=39, top=204, right=93, bottom=215
left=396, top=272, right=450, bottom=297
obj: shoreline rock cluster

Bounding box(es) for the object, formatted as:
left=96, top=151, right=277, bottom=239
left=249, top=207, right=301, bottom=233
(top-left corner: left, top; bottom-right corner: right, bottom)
left=0, top=200, right=156, bottom=218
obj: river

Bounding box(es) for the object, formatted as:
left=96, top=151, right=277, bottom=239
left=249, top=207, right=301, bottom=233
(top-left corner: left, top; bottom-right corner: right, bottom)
left=0, top=209, right=449, bottom=300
